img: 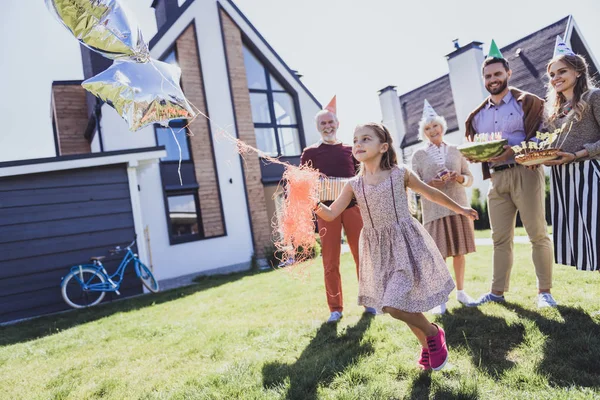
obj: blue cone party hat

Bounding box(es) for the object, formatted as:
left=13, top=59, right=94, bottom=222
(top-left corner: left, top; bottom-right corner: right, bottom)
left=422, top=99, right=439, bottom=120
left=553, top=36, right=575, bottom=58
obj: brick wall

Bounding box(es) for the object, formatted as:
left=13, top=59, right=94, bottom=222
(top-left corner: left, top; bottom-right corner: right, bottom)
left=51, top=84, right=91, bottom=155
left=176, top=24, right=225, bottom=237
left=220, top=10, right=272, bottom=258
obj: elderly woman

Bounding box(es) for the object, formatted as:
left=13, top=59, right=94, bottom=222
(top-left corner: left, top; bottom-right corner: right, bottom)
left=543, top=43, right=600, bottom=271
left=411, top=100, right=476, bottom=313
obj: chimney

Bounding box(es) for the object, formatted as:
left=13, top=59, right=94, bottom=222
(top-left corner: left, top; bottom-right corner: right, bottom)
left=378, top=86, right=407, bottom=154
left=51, top=81, right=92, bottom=156
left=445, top=41, right=488, bottom=133
left=151, top=0, right=180, bottom=31
left=80, top=46, right=112, bottom=118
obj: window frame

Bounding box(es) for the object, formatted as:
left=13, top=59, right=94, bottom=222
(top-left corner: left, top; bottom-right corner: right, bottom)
left=156, top=46, right=207, bottom=246
left=164, top=190, right=205, bottom=245
left=155, top=119, right=193, bottom=163
left=243, top=43, right=305, bottom=158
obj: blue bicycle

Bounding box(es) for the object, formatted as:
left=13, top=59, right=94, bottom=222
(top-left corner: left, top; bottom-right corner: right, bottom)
left=61, top=238, right=159, bottom=309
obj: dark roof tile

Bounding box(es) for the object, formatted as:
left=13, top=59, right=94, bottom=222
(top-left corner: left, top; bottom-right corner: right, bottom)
left=399, top=75, right=458, bottom=147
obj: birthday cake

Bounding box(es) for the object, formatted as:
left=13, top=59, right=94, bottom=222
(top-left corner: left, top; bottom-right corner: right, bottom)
left=512, top=127, right=568, bottom=166
left=457, top=133, right=507, bottom=162
left=515, top=148, right=560, bottom=166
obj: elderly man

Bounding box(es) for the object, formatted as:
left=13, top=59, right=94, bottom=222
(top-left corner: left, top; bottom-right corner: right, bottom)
left=465, top=41, right=556, bottom=308
left=300, top=96, right=373, bottom=323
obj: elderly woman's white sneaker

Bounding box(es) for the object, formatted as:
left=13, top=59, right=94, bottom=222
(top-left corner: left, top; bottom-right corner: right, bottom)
left=456, top=290, right=475, bottom=305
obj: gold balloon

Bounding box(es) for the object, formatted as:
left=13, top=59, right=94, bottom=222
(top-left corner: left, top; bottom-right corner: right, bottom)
left=45, top=0, right=149, bottom=60
left=82, top=59, right=196, bottom=131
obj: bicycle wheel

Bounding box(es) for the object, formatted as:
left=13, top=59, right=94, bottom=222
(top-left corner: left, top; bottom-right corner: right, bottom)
left=135, top=261, right=159, bottom=293
left=61, top=267, right=106, bottom=309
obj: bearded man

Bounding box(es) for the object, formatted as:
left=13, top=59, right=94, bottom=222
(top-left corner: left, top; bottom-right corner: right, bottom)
left=464, top=43, right=556, bottom=309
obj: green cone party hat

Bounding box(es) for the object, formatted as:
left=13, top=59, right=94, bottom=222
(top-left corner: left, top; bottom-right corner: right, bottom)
left=488, top=39, right=504, bottom=59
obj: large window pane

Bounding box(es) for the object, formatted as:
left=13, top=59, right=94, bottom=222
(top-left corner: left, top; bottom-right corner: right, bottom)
left=277, top=127, right=301, bottom=156
left=167, top=194, right=199, bottom=237
left=249, top=92, right=271, bottom=123
left=270, top=75, right=284, bottom=91
left=255, top=128, right=278, bottom=156
left=273, top=93, right=297, bottom=125
left=156, top=126, right=190, bottom=162
left=243, top=46, right=267, bottom=89
left=163, top=49, right=177, bottom=66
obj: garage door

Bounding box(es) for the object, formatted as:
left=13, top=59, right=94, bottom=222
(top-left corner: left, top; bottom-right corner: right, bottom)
left=0, top=164, right=142, bottom=323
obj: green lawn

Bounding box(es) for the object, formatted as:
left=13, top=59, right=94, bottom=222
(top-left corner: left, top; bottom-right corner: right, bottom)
left=474, top=226, right=553, bottom=239
left=1, top=245, right=599, bottom=399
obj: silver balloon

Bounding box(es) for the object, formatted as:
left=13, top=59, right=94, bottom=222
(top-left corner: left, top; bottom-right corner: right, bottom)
left=45, top=0, right=149, bottom=61
left=82, top=59, right=196, bottom=131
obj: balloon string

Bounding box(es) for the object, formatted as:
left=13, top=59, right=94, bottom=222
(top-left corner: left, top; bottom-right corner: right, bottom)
left=169, top=127, right=183, bottom=185
left=148, top=59, right=288, bottom=166
left=150, top=59, right=322, bottom=271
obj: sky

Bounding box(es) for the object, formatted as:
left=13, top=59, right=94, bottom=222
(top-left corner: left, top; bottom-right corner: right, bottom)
left=1, top=0, right=599, bottom=161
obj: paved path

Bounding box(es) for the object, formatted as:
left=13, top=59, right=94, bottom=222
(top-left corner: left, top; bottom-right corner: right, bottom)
left=340, top=235, right=553, bottom=253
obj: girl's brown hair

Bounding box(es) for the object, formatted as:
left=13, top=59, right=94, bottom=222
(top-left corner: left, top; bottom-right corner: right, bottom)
left=546, top=54, right=595, bottom=125
left=355, top=123, right=398, bottom=175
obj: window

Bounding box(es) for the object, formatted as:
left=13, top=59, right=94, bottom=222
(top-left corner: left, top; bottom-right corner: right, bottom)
left=167, top=193, right=203, bottom=240
left=243, top=45, right=302, bottom=157
left=156, top=121, right=191, bottom=162
left=163, top=48, right=178, bottom=67
left=156, top=48, right=205, bottom=245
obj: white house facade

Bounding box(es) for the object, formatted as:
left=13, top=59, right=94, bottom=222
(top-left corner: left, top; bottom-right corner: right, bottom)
left=0, top=0, right=322, bottom=322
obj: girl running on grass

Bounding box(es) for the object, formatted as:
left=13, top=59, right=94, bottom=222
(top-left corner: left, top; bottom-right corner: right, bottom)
left=314, top=123, right=478, bottom=370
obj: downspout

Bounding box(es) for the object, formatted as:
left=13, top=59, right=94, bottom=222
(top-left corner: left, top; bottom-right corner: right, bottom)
left=95, top=100, right=105, bottom=152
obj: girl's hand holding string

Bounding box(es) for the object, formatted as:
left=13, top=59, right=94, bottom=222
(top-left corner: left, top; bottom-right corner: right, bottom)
left=459, top=206, right=479, bottom=221
left=314, top=183, right=354, bottom=222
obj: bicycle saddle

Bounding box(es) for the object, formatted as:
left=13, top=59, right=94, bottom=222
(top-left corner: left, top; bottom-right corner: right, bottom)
left=90, top=256, right=106, bottom=262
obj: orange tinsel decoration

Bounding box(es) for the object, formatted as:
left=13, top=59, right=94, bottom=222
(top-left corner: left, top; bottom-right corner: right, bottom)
left=274, top=164, right=322, bottom=265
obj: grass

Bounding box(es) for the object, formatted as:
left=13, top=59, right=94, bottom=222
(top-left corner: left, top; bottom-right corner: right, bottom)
left=473, top=226, right=553, bottom=239
left=1, top=245, right=599, bottom=399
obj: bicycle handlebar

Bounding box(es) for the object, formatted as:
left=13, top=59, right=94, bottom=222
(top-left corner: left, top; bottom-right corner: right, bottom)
left=108, top=237, right=137, bottom=255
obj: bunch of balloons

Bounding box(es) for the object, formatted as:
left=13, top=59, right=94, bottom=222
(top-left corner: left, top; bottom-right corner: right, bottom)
left=45, top=0, right=196, bottom=131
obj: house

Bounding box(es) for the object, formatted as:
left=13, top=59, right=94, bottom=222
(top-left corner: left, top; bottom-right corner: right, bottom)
left=0, top=0, right=322, bottom=323
left=378, top=16, right=600, bottom=199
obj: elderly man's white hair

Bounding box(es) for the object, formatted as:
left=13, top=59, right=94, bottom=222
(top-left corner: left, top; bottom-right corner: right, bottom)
left=418, top=115, right=448, bottom=141
left=314, top=109, right=338, bottom=123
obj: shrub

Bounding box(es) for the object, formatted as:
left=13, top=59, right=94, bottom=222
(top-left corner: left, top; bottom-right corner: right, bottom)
left=263, top=237, right=321, bottom=268
left=471, top=188, right=490, bottom=230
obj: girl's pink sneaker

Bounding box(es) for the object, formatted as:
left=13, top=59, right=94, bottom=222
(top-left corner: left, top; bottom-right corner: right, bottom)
left=426, top=324, right=448, bottom=371
left=418, top=347, right=431, bottom=370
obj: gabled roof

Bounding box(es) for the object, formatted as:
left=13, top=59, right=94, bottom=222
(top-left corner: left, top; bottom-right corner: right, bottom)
left=500, top=16, right=570, bottom=97
left=149, top=0, right=321, bottom=108
left=399, top=75, right=458, bottom=147
left=399, top=16, right=570, bottom=148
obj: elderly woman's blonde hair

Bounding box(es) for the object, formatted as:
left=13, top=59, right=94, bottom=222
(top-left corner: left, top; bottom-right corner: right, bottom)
left=418, top=115, right=448, bottom=141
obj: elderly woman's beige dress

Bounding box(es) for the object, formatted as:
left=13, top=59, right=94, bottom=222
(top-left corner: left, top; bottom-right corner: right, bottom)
left=411, top=143, right=476, bottom=258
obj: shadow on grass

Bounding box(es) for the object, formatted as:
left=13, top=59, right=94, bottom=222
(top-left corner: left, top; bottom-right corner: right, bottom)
left=501, top=303, right=600, bottom=388
left=262, top=314, right=375, bottom=400
left=403, top=368, right=480, bottom=400
left=405, top=371, right=432, bottom=400
left=0, top=269, right=270, bottom=347
left=439, top=306, right=526, bottom=378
